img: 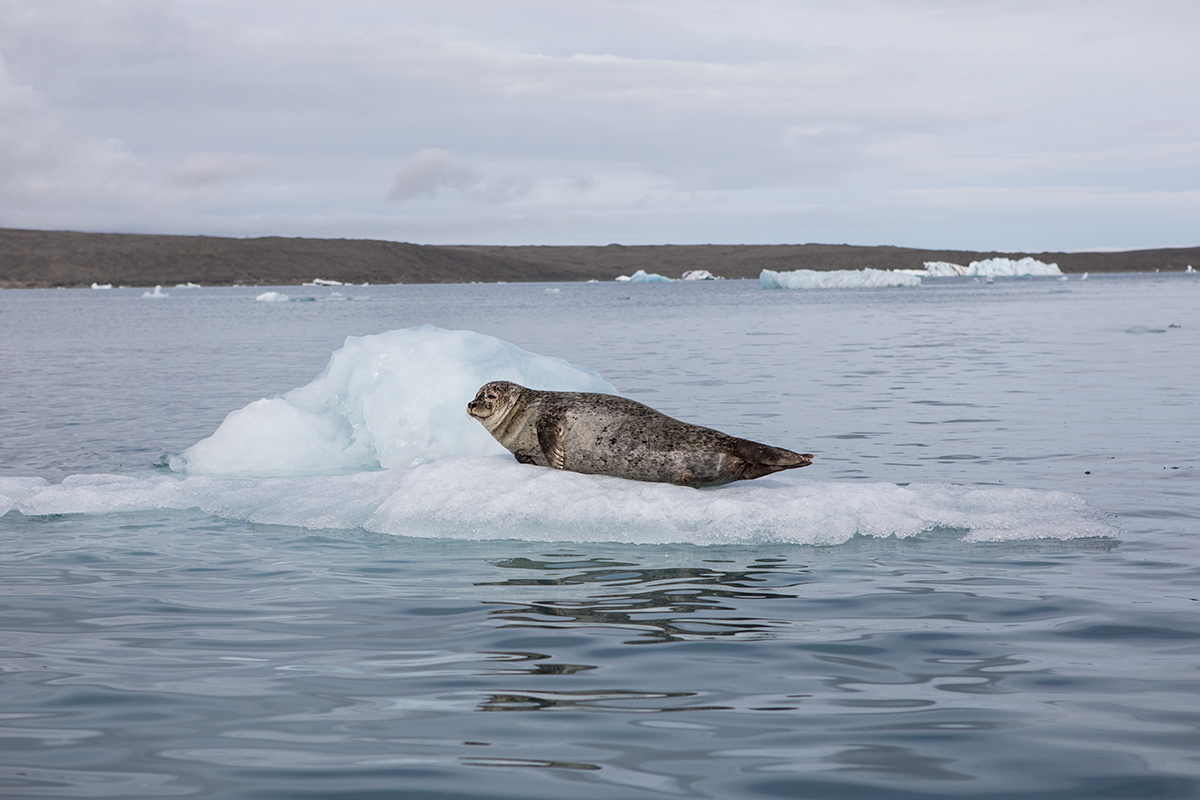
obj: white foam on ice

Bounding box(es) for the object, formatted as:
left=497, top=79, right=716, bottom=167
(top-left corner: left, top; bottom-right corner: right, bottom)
left=760, top=269, right=922, bottom=289
left=169, top=325, right=615, bottom=477
left=922, top=258, right=1062, bottom=277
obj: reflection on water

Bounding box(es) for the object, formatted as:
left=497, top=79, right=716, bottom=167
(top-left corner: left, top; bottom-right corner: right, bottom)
left=484, top=555, right=811, bottom=644
left=478, top=690, right=728, bottom=713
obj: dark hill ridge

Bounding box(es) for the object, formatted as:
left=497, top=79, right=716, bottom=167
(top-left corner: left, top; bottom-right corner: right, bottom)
left=1, top=227, right=1197, bottom=288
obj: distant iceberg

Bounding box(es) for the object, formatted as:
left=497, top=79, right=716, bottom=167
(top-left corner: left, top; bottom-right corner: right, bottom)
left=256, top=291, right=291, bottom=303
left=681, top=269, right=718, bottom=281
left=760, top=268, right=922, bottom=290
left=304, top=278, right=344, bottom=286
left=922, top=257, right=1061, bottom=277
left=616, top=270, right=671, bottom=283
left=140, top=285, right=169, bottom=298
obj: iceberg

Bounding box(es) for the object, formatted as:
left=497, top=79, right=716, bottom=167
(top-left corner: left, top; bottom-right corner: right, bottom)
left=91, top=282, right=113, bottom=290
left=170, top=325, right=615, bottom=477
left=760, top=268, right=922, bottom=290
left=922, top=257, right=1062, bottom=277
left=0, top=324, right=1118, bottom=545
left=616, top=270, right=671, bottom=283
left=255, top=291, right=291, bottom=303
left=681, top=270, right=718, bottom=281
left=140, top=285, right=169, bottom=298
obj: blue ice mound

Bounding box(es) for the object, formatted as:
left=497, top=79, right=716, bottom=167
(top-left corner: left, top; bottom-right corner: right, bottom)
left=169, top=325, right=616, bottom=477
left=616, top=269, right=671, bottom=283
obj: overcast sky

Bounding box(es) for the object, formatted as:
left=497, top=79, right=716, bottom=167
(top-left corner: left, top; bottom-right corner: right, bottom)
left=1, top=0, right=1196, bottom=249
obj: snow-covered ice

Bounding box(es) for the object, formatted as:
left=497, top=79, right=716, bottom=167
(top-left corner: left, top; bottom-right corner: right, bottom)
left=760, top=268, right=922, bottom=289
left=922, top=258, right=1062, bottom=277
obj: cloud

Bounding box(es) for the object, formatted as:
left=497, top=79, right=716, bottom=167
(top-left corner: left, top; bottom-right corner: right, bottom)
left=387, top=149, right=532, bottom=204
left=387, top=149, right=481, bottom=201
left=167, top=152, right=270, bottom=188
left=0, top=1, right=1197, bottom=247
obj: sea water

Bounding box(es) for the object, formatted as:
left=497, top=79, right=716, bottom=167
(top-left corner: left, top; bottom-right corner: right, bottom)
left=1, top=274, right=1198, bottom=798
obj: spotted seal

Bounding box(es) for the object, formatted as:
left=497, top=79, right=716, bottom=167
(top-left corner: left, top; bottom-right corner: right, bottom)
left=467, top=381, right=813, bottom=487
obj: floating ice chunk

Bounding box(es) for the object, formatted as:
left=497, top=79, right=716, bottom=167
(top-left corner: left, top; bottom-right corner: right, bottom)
left=970, top=257, right=1061, bottom=277
left=171, top=325, right=616, bottom=477
left=0, top=468, right=1118, bottom=545
left=255, top=291, right=290, bottom=303
left=760, top=268, right=921, bottom=289
left=91, top=282, right=113, bottom=290
left=175, top=282, right=201, bottom=288
left=140, top=285, right=169, bottom=298
left=305, top=278, right=344, bottom=286
left=681, top=270, right=718, bottom=281
left=616, top=270, right=671, bottom=282
left=922, top=258, right=1061, bottom=277
left=1186, top=265, right=1195, bottom=273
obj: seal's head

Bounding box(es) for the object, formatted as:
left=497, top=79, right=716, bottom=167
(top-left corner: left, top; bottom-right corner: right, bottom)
left=467, top=381, right=523, bottom=431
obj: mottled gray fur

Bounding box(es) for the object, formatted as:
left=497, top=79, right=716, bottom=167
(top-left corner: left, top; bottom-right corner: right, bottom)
left=468, top=381, right=813, bottom=487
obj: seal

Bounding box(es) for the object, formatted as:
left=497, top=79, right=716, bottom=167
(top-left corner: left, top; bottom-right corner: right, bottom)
left=467, top=381, right=813, bottom=487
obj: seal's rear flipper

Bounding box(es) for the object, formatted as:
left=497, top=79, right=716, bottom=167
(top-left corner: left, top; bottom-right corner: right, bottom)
left=735, top=440, right=813, bottom=479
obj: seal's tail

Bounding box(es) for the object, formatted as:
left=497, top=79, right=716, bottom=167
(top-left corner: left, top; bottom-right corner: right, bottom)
left=734, top=439, right=814, bottom=479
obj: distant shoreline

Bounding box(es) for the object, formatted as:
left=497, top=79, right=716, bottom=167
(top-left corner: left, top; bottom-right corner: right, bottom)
left=2, top=227, right=1197, bottom=289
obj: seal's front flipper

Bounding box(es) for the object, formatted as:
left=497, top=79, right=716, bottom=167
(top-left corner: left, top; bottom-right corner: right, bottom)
left=537, top=416, right=567, bottom=470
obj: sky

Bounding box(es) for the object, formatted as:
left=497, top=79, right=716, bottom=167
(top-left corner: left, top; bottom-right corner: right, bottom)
left=0, top=0, right=1197, bottom=250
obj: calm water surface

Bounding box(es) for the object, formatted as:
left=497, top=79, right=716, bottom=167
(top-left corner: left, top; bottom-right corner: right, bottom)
left=1, top=275, right=1198, bottom=798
